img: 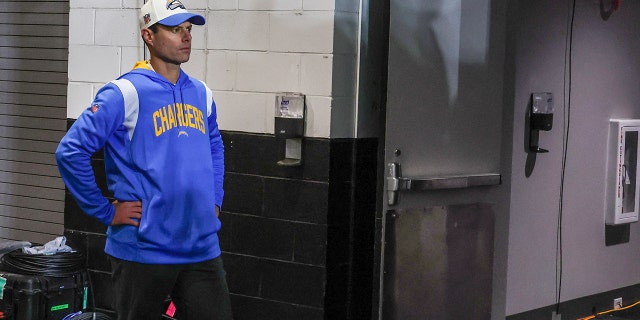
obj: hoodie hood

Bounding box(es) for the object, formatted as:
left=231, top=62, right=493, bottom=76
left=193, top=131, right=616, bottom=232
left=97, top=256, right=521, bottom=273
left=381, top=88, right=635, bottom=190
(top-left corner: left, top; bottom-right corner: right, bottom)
left=133, top=60, right=154, bottom=71
left=129, top=60, right=190, bottom=87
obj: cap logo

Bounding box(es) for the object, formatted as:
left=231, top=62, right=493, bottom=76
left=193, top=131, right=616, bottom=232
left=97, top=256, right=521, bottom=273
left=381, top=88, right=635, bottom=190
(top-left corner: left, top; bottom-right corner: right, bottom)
left=167, top=0, right=186, bottom=10
left=140, top=0, right=204, bottom=28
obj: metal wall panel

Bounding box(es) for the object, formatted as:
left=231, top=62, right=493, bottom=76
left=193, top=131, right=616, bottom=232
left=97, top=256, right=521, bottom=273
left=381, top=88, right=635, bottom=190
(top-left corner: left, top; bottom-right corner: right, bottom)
left=0, top=47, right=69, bottom=61
left=383, top=204, right=494, bottom=319
left=0, top=0, right=69, bottom=242
left=0, top=14, right=68, bottom=25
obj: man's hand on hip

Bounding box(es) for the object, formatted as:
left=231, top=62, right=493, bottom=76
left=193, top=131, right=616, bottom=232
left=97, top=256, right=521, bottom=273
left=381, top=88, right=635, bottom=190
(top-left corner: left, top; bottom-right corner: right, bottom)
left=111, top=200, right=142, bottom=227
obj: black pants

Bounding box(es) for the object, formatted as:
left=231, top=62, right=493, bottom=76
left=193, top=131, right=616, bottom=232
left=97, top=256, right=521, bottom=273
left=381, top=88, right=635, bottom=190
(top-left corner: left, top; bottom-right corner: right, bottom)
left=110, top=255, right=233, bottom=320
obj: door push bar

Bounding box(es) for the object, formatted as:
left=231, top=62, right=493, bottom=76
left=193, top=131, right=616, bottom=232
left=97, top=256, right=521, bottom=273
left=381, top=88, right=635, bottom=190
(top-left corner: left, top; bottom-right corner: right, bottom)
left=386, top=162, right=501, bottom=205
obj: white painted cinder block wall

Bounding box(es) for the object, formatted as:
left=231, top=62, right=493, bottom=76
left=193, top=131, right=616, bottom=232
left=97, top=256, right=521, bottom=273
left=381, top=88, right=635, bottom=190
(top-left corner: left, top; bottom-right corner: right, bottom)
left=67, top=0, right=361, bottom=139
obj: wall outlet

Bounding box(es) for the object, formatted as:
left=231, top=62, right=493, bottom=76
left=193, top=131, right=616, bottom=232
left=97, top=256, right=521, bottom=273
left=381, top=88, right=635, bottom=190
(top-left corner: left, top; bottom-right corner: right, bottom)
left=551, top=311, right=561, bottom=320
left=614, top=297, right=623, bottom=309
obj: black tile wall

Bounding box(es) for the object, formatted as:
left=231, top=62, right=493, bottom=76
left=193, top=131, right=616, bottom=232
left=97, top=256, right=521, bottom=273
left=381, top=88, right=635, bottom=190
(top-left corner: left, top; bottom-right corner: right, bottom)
left=260, top=259, right=325, bottom=307
left=227, top=214, right=296, bottom=260
left=350, top=139, right=378, bottom=319
left=222, top=253, right=261, bottom=297
left=216, top=211, right=233, bottom=251
left=64, top=193, right=107, bottom=234
left=327, top=181, right=352, bottom=267
left=88, top=271, right=115, bottom=312
left=223, top=132, right=330, bottom=181
left=62, top=122, right=379, bottom=320
left=293, top=223, right=327, bottom=265
left=86, top=234, right=109, bottom=271
left=263, top=178, right=329, bottom=224
left=222, top=173, right=264, bottom=216
left=328, top=139, right=357, bottom=183
left=325, top=263, right=350, bottom=318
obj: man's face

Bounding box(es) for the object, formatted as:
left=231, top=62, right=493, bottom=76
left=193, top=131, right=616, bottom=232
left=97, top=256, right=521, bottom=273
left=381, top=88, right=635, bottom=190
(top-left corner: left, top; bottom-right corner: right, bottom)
left=148, top=22, right=193, bottom=65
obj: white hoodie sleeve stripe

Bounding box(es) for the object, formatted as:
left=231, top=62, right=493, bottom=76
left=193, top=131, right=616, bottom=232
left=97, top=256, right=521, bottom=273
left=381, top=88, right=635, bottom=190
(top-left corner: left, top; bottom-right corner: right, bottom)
left=111, top=79, right=139, bottom=140
left=197, top=79, right=213, bottom=117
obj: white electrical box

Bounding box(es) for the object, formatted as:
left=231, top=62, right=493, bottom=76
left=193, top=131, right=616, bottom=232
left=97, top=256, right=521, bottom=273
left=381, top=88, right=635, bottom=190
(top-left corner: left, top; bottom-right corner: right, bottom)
left=606, top=119, right=640, bottom=225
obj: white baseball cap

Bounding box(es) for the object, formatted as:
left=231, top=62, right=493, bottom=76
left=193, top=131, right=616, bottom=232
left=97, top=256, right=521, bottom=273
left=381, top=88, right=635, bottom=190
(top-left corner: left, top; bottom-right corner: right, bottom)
left=140, top=0, right=205, bottom=29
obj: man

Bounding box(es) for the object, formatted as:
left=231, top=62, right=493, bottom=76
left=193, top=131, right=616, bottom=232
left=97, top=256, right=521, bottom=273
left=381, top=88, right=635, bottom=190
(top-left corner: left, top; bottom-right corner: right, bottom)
left=55, top=1, right=232, bottom=319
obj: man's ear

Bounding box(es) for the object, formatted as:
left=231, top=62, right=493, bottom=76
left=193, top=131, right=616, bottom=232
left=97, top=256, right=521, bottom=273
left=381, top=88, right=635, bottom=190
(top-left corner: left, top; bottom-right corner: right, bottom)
left=141, top=29, right=153, bottom=46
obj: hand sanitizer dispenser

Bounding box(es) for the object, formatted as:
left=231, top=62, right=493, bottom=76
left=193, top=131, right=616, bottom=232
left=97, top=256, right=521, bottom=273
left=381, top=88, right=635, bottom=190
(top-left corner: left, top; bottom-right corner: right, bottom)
left=529, top=92, right=554, bottom=153
left=605, top=119, right=640, bottom=225
left=275, top=93, right=305, bottom=166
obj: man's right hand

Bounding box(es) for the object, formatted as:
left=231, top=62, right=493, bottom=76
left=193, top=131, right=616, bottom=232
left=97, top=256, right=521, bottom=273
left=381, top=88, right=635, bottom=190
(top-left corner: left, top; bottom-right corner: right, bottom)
left=111, top=200, right=142, bottom=227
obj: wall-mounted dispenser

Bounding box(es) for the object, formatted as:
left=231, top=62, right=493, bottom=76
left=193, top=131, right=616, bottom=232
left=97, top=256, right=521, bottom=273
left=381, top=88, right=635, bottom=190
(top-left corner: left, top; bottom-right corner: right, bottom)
left=275, top=93, right=305, bottom=166
left=529, top=92, right=554, bottom=153
left=605, top=119, right=640, bottom=225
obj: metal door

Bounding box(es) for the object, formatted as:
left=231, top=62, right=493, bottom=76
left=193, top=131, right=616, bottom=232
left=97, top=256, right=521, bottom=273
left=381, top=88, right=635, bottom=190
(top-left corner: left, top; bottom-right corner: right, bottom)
left=380, top=0, right=506, bottom=319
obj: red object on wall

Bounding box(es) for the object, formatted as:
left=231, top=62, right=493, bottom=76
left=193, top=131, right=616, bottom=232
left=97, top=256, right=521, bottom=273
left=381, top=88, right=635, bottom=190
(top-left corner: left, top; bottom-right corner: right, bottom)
left=614, top=0, right=621, bottom=10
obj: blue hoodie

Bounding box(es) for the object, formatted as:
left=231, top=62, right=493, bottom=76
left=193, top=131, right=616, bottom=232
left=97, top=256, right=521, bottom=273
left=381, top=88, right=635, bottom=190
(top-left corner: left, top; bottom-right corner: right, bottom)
left=56, top=61, right=224, bottom=264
